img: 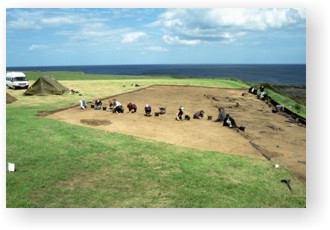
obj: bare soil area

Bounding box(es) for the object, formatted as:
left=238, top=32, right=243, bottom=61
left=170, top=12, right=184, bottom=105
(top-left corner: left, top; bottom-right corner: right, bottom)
left=46, top=85, right=306, bottom=182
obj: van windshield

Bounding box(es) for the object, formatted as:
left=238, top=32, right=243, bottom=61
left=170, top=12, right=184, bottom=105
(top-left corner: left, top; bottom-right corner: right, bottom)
left=13, top=77, right=27, bottom=81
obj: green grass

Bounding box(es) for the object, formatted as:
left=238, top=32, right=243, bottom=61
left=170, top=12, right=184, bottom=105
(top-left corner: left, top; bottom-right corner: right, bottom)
left=24, top=70, right=160, bottom=80
left=247, top=82, right=306, bottom=118
left=6, top=74, right=306, bottom=208
left=267, top=90, right=306, bottom=118
left=23, top=70, right=251, bottom=89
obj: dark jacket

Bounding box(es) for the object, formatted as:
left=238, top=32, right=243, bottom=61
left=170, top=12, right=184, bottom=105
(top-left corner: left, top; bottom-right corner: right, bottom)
left=95, top=99, right=102, bottom=106
left=193, top=111, right=204, bottom=119
left=127, top=103, right=137, bottom=112
left=223, top=115, right=237, bottom=128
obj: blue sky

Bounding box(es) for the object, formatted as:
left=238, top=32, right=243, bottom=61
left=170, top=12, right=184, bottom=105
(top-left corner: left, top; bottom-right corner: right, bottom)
left=6, top=8, right=306, bottom=66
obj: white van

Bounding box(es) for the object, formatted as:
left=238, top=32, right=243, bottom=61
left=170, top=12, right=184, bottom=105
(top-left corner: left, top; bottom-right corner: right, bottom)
left=6, top=72, right=29, bottom=89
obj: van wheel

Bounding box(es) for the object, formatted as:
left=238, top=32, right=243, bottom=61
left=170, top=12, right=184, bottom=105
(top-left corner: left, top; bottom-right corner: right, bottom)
left=25, top=86, right=29, bottom=89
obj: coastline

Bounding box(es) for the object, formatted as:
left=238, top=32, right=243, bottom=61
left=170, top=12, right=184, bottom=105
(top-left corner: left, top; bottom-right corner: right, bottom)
left=6, top=64, right=306, bottom=86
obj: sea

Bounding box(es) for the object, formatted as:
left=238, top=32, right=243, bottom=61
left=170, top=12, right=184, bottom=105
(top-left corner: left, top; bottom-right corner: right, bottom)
left=6, top=64, right=306, bottom=86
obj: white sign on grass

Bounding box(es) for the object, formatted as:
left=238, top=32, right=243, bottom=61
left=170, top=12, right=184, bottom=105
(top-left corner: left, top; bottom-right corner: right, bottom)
left=8, top=163, right=15, bottom=172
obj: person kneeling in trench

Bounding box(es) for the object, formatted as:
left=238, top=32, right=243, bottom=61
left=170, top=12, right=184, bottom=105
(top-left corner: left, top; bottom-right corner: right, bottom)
left=176, top=106, right=185, bottom=121
left=94, top=98, right=102, bottom=110
left=127, top=102, right=137, bottom=113
left=112, top=99, right=124, bottom=114
left=80, top=100, right=87, bottom=110
left=223, top=114, right=246, bottom=131
left=215, top=107, right=227, bottom=122
left=223, top=114, right=237, bottom=128
left=144, top=104, right=152, bottom=117
left=193, top=110, right=205, bottom=119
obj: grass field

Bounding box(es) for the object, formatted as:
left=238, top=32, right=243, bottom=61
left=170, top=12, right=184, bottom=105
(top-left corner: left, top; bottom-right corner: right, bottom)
left=6, top=72, right=306, bottom=208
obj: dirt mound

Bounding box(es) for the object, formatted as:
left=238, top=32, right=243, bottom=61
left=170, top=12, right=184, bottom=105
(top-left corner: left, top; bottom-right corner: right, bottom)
left=80, top=119, right=112, bottom=126
left=46, top=85, right=306, bottom=183
left=6, top=93, right=17, bottom=104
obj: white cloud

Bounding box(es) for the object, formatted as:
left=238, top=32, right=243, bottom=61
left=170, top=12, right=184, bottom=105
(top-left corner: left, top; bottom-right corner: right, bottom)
left=162, top=35, right=200, bottom=46
left=28, top=45, right=48, bottom=51
left=155, top=8, right=305, bottom=30
left=40, top=16, right=79, bottom=26
left=56, top=27, right=129, bottom=46
left=121, top=32, right=146, bottom=43
left=146, top=46, right=168, bottom=52
left=8, top=19, right=42, bottom=30
left=150, top=8, right=305, bottom=45
left=7, top=9, right=107, bottom=30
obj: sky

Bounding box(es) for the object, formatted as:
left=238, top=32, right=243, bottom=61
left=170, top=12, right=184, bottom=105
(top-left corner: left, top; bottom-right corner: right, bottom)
left=6, top=8, right=306, bottom=67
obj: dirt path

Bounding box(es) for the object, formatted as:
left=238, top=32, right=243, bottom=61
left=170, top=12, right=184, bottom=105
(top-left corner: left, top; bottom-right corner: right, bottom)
left=46, top=85, right=306, bottom=182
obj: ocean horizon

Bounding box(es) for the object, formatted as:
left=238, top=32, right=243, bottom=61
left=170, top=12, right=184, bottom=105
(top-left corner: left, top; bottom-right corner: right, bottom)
left=6, top=64, right=306, bottom=85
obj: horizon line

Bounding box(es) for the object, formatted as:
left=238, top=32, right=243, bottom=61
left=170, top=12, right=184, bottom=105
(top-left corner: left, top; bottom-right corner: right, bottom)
left=7, top=63, right=306, bottom=68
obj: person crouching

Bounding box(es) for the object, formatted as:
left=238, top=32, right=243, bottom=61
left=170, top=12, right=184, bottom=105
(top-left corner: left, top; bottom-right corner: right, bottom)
left=176, top=106, right=184, bottom=121
left=144, top=104, right=152, bottom=116
left=215, top=107, right=227, bottom=122
left=193, top=110, right=205, bottom=119
left=80, top=100, right=87, bottom=110
left=223, top=114, right=237, bottom=128
left=127, top=102, right=137, bottom=113
left=112, top=99, right=124, bottom=114
left=94, top=98, right=102, bottom=110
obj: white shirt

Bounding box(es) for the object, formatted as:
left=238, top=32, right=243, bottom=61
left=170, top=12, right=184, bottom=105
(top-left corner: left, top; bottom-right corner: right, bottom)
left=114, top=101, right=122, bottom=108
